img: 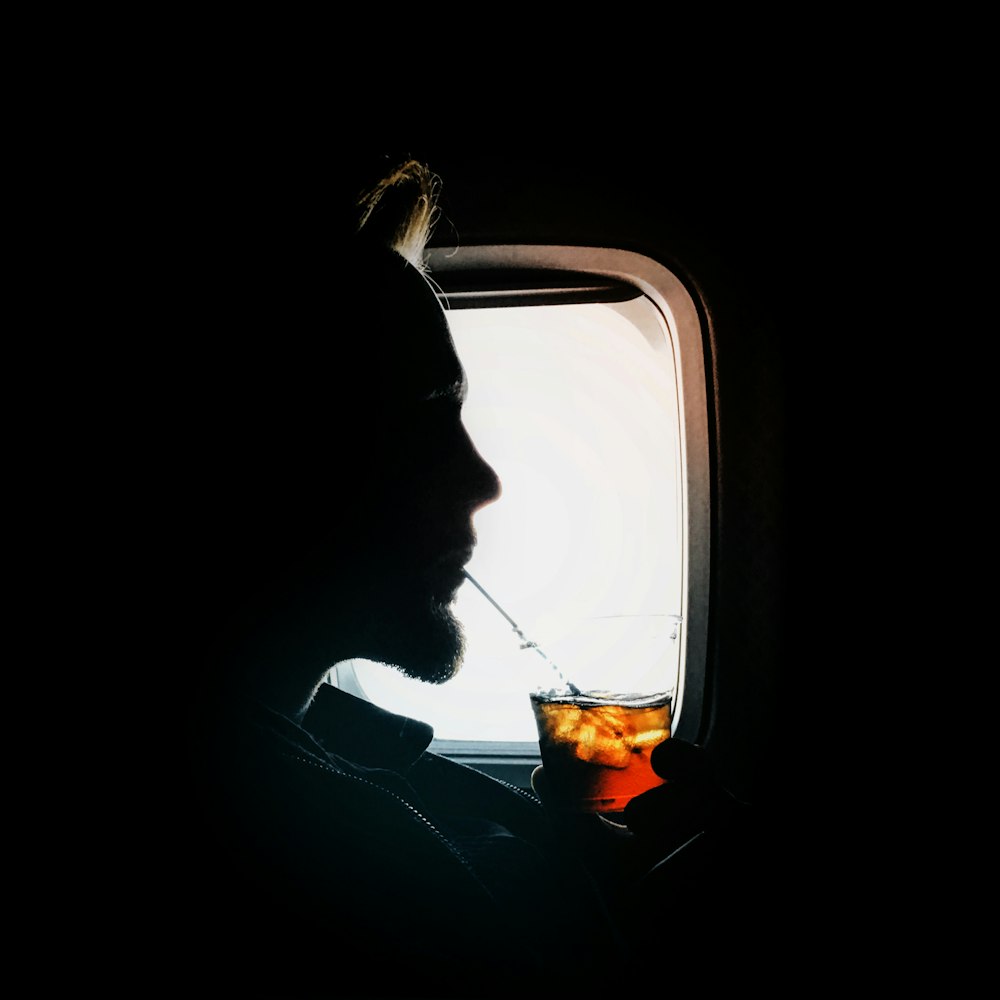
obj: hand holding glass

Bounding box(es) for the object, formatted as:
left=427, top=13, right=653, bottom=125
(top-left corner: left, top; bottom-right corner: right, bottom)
left=530, top=690, right=672, bottom=814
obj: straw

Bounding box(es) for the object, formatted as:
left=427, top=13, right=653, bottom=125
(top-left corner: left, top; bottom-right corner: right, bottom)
left=462, top=570, right=582, bottom=695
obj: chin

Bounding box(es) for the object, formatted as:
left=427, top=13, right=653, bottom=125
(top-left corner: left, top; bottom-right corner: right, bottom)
left=367, top=592, right=467, bottom=685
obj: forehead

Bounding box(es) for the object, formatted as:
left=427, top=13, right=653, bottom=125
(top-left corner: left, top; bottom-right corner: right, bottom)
left=366, top=254, right=465, bottom=402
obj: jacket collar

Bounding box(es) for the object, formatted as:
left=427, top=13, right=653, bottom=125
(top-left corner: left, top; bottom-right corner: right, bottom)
left=301, top=682, right=434, bottom=772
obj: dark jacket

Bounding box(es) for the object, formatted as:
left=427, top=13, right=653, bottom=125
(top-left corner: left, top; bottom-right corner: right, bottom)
left=186, top=684, right=625, bottom=998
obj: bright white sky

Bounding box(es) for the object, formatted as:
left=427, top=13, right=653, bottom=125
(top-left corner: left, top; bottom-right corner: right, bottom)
left=347, top=298, right=684, bottom=742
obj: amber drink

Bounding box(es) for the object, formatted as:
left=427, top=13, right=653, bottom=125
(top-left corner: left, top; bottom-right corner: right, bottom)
left=530, top=690, right=672, bottom=814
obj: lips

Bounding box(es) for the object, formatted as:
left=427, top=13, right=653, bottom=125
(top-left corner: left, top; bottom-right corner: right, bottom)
left=449, top=545, right=475, bottom=568
left=426, top=543, right=475, bottom=601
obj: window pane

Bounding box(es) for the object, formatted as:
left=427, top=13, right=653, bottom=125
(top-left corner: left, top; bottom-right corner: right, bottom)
left=345, top=296, right=684, bottom=742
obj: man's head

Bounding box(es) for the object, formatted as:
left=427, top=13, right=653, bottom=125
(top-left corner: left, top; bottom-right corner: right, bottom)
left=190, top=158, right=499, bottom=702
left=324, top=243, right=502, bottom=683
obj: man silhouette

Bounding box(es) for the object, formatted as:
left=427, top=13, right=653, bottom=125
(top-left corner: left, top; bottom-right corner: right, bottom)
left=174, top=159, right=633, bottom=998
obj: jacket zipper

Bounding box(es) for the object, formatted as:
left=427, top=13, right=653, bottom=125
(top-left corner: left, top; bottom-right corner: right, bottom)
left=282, top=750, right=490, bottom=890
left=483, top=770, right=541, bottom=805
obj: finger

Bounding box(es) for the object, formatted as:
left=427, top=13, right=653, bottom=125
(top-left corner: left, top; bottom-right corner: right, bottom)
left=530, top=764, right=547, bottom=803
left=650, top=739, right=715, bottom=782
left=624, top=778, right=706, bottom=829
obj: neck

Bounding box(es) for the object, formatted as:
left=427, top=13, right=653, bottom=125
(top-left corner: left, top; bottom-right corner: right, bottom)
left=217, top=585, right=358, bottom=725
left=245, top=668, right=327, bottom=725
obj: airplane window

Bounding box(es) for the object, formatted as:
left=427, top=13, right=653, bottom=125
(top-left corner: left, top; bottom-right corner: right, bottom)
left=329, top=246, right=709, bottom=784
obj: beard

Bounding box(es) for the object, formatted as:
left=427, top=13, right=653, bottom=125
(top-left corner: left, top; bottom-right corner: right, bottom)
left=354, top=568, right=468, bottom=685
left=379, top=596, right=467, bottom=684
left=283, top=507, right=475, bottom=687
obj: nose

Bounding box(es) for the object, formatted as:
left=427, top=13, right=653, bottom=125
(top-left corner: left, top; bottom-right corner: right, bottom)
left=463, top=425, right=502, bottom=513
